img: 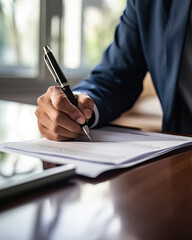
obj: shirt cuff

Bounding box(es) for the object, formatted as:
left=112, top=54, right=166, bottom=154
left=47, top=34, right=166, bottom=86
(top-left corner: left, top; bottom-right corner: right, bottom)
left=73, top=91, right=99, bottom=128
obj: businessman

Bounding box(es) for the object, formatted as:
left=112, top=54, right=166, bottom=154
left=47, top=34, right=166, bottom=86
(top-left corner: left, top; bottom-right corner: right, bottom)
left=35, top=0, right=192, bottom=141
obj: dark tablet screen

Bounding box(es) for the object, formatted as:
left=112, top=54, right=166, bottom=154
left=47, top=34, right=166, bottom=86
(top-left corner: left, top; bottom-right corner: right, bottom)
left=0, top=151, right=75, bottom=200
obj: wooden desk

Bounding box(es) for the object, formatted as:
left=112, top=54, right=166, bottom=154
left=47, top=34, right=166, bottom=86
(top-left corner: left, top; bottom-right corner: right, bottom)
left=0, top=100, right=192, bottom=240
left=111, top=96, right=163, bottom=132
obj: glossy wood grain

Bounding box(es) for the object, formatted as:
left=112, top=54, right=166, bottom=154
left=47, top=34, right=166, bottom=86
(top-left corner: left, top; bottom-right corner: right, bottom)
left=0, top=100, right=192, bottom=240
left=0, top=147, right=191, bottom=240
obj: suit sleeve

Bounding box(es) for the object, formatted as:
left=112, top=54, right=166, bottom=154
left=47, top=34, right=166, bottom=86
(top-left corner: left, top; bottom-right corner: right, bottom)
left=73, top=0, right=147, bottom=127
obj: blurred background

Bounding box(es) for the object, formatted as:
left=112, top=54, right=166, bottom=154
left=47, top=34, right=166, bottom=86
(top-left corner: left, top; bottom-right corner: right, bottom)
left=0, top=0, right=126, bottom=104
left=0, top=0, right=162, bottom=135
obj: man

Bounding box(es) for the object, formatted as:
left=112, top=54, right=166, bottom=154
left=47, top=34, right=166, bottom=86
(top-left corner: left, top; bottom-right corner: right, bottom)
left=35, top=0, right=192, bottom=141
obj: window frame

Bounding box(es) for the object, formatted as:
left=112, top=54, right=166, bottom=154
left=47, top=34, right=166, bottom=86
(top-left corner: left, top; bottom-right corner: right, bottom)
left=0, top=0, right=125, bottom=98
left=0, top=0, right=60, bottom=94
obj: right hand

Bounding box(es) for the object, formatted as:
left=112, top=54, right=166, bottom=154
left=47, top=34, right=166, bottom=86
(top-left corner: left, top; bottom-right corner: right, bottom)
left=35, top=86, right=94, bottom=141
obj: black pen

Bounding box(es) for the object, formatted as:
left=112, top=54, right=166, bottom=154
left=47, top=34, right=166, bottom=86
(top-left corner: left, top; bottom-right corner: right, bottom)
left=43, top=46, right=92, bottom=141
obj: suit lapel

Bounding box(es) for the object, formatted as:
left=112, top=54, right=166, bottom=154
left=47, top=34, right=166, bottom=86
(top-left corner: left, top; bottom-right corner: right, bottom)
left=164, top=0, right=191, bottom=126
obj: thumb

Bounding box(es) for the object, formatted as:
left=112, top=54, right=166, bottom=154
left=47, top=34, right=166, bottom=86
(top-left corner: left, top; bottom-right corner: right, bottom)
left=76, top=93, right=94, bottom=120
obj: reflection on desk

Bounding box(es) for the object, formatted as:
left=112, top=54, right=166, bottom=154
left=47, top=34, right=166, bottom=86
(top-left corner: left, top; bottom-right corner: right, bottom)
left=0, top=100, right=192, bottom=240
left=0, top=148, right=192, bottom=240
left=0, top=100, right=40, bottom=142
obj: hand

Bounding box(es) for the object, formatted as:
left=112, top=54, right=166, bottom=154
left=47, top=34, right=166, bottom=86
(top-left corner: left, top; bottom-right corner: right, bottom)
left=35, top=86, right=94, bottom=141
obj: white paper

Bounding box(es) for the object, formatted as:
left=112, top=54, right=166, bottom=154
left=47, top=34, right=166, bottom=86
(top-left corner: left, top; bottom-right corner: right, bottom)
left=0, top=126, right=191, bottom=177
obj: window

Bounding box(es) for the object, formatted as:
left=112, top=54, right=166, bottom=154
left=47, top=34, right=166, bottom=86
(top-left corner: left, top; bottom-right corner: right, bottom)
left=0, top=0, right=40, bottom=77
left=62, top=0, right=126, bottom=80
left=0, top=0, right=126, bottom=95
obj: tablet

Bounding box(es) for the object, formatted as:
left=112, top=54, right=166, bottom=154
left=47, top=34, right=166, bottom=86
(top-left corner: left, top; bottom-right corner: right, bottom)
left=0, top=151, right=75, bottom=201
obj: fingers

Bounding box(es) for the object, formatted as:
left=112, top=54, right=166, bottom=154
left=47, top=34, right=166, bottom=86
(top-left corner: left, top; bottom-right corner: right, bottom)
left=37, top=122, right=80, bottom=141
left=76, top=93, right=94, bottom=121
left=35, top=108, right=82, bottom=139
left=35, top=86, right=94, bottom=141
left=49, top=87, right=86, bottom=125
left=37, top=95, right=82, bottom=133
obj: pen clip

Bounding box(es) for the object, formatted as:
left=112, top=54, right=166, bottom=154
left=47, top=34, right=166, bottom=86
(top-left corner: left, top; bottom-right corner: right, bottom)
left=43, top=54, right=59, bottom=84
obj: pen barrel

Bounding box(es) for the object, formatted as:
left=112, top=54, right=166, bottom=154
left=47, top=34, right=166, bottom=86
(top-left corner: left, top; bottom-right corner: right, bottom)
left=47, top=51, right=68, bottom=84
left=62, top=86, right=77, bottom=107
left=62, top=86, right=88, bottom=128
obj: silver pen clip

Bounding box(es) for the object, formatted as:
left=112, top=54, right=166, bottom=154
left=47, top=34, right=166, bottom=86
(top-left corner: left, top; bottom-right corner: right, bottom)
left=43, top=54, right=59, bottom=84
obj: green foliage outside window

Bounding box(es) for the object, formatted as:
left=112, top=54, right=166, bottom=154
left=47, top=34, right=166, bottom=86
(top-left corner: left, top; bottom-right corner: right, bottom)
left=84, top=0, right=126, bottom=66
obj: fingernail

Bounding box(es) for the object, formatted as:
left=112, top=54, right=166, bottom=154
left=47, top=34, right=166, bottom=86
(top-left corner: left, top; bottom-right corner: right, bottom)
left=84, top=108, right=92, bottom=118
left=76, top=117, right=85, bottom=124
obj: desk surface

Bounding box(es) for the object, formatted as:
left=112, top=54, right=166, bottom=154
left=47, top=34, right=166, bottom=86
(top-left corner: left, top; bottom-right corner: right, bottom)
left=0, top=100, right=192, bottom=240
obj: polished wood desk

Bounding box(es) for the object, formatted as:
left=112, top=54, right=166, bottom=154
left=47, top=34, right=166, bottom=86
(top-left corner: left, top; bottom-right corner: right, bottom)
left=0, top=100, right=192, bottom=240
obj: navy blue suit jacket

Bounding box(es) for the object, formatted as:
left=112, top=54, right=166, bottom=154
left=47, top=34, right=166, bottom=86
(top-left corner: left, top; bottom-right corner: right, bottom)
left=73, top=0, right=191, bottom=132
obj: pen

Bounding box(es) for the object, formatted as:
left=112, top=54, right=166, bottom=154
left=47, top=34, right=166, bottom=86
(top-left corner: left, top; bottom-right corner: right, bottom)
left=43, top=45, right=92, bottom=141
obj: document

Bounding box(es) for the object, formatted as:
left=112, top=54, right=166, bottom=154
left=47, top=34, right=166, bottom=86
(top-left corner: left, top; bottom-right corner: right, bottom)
left=0, top=126, right=191, bottom=177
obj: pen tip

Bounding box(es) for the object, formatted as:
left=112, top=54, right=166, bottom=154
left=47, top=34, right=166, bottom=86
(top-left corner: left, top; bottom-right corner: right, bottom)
left=87, top=134, right=93, bottom=142
left=82, top=125, right=92, bottom=141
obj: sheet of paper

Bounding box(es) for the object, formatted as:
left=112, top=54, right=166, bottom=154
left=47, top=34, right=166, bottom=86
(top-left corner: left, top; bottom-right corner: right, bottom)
left=0, top=126, right=191, bottom=177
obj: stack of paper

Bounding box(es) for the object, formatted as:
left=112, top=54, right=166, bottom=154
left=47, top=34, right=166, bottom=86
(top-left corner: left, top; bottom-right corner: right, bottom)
left=0, top=126, right=191, bottom=178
